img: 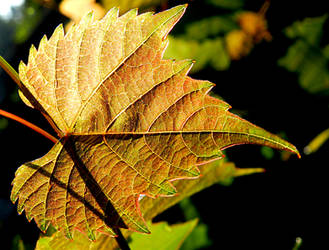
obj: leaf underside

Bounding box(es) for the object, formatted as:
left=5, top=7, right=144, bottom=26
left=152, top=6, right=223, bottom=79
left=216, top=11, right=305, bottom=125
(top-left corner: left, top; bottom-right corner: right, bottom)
left=11, top=5, right=299, bottom=240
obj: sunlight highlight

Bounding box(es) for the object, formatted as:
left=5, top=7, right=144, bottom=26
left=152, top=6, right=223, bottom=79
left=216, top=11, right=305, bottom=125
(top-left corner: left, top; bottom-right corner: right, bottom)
left=0, top=0, right=24, bottom=19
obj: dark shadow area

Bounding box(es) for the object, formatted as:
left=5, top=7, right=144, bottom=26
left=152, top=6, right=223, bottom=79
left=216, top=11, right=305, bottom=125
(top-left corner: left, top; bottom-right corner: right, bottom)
left=24, top=137, right=127, bottom=234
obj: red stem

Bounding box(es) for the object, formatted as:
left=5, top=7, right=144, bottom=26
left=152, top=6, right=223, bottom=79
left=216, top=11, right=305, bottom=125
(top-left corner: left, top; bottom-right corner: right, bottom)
left=0, top=109, right=58, bottom=143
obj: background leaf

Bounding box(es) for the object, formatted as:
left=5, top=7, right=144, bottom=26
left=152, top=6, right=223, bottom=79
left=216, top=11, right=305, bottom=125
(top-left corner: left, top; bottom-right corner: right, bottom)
left=129, top=220, right=198, bottom=250
left=279, top=15, right=329, bottom=94
left=179, top=198, right=212, bottom=249
left=164, top=36, right=231, bottom=72
left=207, top=0, right=244, bottom=10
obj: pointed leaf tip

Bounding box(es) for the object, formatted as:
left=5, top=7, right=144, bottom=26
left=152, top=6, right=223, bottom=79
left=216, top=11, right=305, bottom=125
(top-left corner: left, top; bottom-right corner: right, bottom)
left=293, top=146, right=301, bottom=158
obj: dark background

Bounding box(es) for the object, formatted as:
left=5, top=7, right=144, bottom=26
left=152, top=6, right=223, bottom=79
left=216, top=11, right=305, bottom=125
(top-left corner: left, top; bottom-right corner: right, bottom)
left=1, top=0, right=328, bottom=249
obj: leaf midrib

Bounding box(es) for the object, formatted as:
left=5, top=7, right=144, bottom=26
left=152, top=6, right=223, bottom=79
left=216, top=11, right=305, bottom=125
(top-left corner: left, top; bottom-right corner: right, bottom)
left=69, top=130, right=298, bottom=154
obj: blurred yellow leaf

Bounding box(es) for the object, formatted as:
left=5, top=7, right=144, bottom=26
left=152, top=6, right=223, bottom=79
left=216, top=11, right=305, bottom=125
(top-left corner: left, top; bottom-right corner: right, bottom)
left=304, top=128, right=329, bottom=154
left=238, top=11, right=271, bottom=42
left=129, top=220, right=198, bottom=250
left=101, top=0, right=165, bottom=14
left=225, top=30, right=253, bottom=60
left=59, top=0, right=105, bottom=22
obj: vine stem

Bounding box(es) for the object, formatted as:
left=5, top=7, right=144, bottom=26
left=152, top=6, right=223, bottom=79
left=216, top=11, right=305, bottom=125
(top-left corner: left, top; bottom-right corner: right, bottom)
left=0, top=109, right=58, bottom=143
left=113, top=228, right=131, bottom=250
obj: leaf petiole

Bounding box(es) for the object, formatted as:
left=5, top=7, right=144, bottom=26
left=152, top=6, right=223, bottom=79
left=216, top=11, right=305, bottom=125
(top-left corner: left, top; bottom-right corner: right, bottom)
left=0, top=109, right=58, bottom=143
left=0, top=56, right=22, bottom=89
left=113, top=228, right=131, bottom=250
left=1, top=56, right=58, bottom=143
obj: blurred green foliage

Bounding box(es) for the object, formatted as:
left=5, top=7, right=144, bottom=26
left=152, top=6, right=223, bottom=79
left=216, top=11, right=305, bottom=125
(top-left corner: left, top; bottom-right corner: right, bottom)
left=165, top=36, right=230, bottom=73
left=206, top=0, right=244, bottom=10
left=11, top=235, right=25, bottom=250
left=180, top=198, right=212, bottom=249
left=164, top=0, right=271, bottom=72
left=181, top=223, right=211, bottom=250
left=11, top=234, right=33, bottom=250
left=184, top=16, right=238, bottom=40
left=164, top=15, right=238, bottom=72
left=0, top=118, right=8, bottom=130
left=260, top=146, right=275, bottom=160
left=14, top=0, right=45, bottom=44
left=164, top=3, right=242, bottom=73
left=292, top=237, right=303, bottom=250
left=279, top=15, right=329, bottom=94
left=129, top=220, right=198, bottom=250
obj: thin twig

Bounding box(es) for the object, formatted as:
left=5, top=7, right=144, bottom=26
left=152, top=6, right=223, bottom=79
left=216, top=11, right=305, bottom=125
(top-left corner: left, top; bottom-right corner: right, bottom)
left=0, top=109, right=58, bottom=143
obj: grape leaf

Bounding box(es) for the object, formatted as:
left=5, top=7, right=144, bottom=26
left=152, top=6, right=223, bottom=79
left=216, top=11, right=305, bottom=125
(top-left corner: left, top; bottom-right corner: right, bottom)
left=11, top=5, right=299, bottom=240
